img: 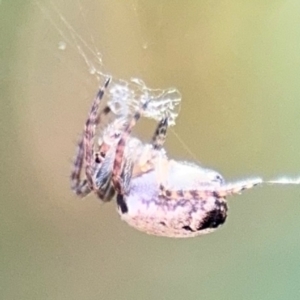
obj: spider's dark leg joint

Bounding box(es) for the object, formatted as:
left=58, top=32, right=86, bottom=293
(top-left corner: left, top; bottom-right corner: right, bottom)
left=117, top=194, right=128, bottom=214
left=104, top=76, right=111, bottom=88
left=96, top=89, right=105, bottom=100
left=97, top=77, right=111, bottom=99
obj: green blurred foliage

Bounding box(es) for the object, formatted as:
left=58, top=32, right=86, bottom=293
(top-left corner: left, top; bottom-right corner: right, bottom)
left=1, top=0, right=300, bottom=299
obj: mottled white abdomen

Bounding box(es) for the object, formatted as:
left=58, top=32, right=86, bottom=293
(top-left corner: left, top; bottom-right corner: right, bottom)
left=117, top=160, right=228, bottom=238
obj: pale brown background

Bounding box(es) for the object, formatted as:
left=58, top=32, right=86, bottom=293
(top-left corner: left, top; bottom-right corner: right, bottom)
left=1, top=0, right=300, bottom=299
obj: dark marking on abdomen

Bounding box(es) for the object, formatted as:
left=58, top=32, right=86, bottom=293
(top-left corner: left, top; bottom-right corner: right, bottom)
left=197, top=201, right=228, bottom=230
left=182, top=225, right=194, bottom=232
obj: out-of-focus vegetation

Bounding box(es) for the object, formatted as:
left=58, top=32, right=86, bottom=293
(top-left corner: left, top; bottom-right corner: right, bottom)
left=1, top=1, right=300, bottom=299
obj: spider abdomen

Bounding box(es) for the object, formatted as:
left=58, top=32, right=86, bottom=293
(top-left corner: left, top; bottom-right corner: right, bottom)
left=118, top=161, right=228, bottom=238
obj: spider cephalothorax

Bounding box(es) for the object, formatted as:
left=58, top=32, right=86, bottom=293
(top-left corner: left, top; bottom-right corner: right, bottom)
left=71, top=77, right=262, bottom=238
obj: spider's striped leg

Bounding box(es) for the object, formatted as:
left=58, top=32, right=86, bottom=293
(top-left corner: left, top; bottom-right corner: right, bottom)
left=112, top=101, right=149, bottom=194
left=159, top=178, right=262, bottom=201
left=132, top=116, right=170, bottom=179
left=70, top=137, right=92, bottom=197
left=149, top=116, right=172, bottom=187
left=71, top=77, right=111, bottom=197
left=114, top=151, right=135, bottom=214
left=71, top=107, right=112, bottom=197
left=71, top=107, right=112, bottom=195
left=151, top=117, right=168, bottom=150
left=84, top=77, right=111, bottom=185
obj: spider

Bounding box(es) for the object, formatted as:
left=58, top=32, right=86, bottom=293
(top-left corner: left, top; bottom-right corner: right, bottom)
left=71, top=77, right=262, bottom=238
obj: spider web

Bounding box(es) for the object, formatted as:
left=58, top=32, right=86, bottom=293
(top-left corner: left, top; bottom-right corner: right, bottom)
left=31, top=0, right=201, bottom=162
left=34, top=0, right=180, bottom=124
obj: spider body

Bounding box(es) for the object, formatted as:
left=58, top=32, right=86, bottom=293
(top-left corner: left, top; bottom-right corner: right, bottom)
left=118, top=160, right=228, bottom=238
left=71, top=78, right=262, bottom=238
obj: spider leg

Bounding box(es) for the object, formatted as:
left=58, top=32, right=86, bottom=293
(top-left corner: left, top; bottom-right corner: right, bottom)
left=120, top=158, right=134, bottom=193
left=132, top=116, right=169, bottom=179
left=114, top=158, right=135, bottom=214
left=112, top=101, right=149, bottom=194
left=84, top=77, right=111, bottom=185
left=70, top=77, right=111, bottom=197
left=149, top=116, right=172, bottom=185
left=151, top=117, right=168, bottom=150
left=159, top=178, right=263, bottom=201
left=70, top=138, right=92, bottom=197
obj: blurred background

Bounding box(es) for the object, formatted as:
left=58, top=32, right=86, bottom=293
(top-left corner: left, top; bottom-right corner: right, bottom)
left=1, top=0, right=300, bottom=299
